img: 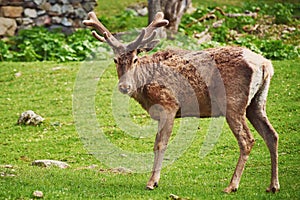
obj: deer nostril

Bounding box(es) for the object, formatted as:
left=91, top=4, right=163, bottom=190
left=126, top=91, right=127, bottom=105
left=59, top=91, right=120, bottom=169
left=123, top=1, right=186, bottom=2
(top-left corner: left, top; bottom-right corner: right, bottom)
left=118, top=83, right=131, bottom=94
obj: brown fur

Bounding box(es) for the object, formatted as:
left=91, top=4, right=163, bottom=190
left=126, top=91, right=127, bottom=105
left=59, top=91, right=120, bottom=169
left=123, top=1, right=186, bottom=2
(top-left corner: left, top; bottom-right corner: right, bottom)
left=126, top=47, right=251, bottom=118
left=115, top=46, right=279, bottom=193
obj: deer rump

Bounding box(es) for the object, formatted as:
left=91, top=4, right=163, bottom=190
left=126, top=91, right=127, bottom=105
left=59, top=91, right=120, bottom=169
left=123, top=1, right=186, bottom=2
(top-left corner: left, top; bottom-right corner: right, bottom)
left=128, top=47, right=271, bottom=121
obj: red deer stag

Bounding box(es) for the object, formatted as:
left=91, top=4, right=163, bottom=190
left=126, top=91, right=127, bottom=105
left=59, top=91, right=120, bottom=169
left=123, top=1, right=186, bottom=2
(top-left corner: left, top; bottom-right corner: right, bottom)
left=83, top=12, right=279, bottom=193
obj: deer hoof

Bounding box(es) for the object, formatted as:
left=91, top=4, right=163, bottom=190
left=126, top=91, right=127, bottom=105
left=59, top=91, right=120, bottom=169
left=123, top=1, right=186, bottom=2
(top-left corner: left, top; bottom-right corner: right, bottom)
left=266, top=186, right=280, bottom=193
left=146, top=185, right=154, bottom=190
left=223, top=186, right=238, bottom=193
left=146, top=182, right=158, bottom=190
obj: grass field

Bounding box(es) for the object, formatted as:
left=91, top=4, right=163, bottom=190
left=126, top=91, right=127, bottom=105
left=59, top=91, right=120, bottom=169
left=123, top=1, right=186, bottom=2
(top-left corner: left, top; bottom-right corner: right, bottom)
left=0, top=58, right=299, bottom=199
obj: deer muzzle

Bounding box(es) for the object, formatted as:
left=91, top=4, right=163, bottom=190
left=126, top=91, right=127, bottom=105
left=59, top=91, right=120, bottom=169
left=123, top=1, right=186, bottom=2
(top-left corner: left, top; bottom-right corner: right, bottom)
left=118, top=82, right=132, bottom=95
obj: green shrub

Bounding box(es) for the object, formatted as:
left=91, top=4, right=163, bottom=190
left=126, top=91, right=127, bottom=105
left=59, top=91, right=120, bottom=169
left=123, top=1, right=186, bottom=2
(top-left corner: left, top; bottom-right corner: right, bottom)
left=233, top=35, right=299, bottom=60
left=180, top=3, right=299, bottom=60
left=243, top=2, right=295, bottom=24
left=0, top=40, right=13, bottom=61
left=1, top=27, right=101, bottom=62
left=271, top=3, right=294, bottom=24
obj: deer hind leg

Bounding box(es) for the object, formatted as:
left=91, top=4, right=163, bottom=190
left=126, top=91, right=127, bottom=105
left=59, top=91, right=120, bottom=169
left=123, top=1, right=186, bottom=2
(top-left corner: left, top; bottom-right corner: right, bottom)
left=246, top=80, right=280, bottom=193
left=146, top=110, right=176, bottom=190
left=224, top=113, right=255, bottom=193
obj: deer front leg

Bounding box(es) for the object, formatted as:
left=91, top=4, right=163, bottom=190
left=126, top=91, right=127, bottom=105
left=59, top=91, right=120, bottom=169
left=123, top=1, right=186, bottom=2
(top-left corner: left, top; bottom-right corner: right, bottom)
left=146, top=111, right=176, bottom=190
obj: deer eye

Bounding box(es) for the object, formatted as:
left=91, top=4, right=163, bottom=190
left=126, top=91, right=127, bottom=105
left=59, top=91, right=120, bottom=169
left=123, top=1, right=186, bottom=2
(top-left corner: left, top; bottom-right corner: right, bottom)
left=113, top=58, right=118, bottom=64
left=133, top=57, right=138, bottom=64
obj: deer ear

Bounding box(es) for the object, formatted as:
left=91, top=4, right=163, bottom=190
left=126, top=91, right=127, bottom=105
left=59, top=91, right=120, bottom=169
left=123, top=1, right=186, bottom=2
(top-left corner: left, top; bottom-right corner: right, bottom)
left=137, top=40, right=160, bottom=54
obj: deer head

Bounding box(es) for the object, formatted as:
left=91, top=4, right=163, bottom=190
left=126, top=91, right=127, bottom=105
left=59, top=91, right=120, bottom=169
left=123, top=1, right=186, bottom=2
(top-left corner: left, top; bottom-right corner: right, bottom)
left=83, top=12, right=169, bottom=94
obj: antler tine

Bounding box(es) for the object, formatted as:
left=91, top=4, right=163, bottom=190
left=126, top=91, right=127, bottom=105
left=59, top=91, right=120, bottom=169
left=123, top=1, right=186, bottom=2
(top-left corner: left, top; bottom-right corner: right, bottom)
left=126, top=12, right=169, bottom=52
left=145, top=12, right=169, bottom=37
left=83, top=12, right=111, bottom=38
left=91, top=30, right=106, bottom=42
left=83, top=12, right=124, bottom=52
left=126, top=28, right=146, bottom=51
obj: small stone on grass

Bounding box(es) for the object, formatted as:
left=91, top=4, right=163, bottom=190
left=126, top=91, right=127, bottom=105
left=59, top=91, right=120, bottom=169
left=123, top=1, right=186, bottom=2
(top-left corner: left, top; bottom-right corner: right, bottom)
left=33, top=190, right=43, bottom=198
left=32, top=160, right=69, bottom=169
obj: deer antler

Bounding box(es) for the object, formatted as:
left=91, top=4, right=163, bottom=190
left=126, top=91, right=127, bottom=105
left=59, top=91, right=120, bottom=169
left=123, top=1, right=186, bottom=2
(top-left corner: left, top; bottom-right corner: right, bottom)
left=83, top=12, right=169, bottom=54
left=83, top=12, right=125, bottom=54
left=126, top=12, right=169, bottom=52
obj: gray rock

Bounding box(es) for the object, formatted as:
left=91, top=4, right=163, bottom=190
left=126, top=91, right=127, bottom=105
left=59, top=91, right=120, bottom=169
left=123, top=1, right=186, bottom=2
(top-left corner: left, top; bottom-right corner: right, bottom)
left=17, top=110, right=44, bottom=126
left=37, top=10, right=46, bottom=16
left=137, top=7, right=148, bottom=16
left=61, top=0, right=70, bottom=4
left=74, top=7, right=86, bottom=19
left=49, top=3, right=62, bottom=15
left=21, top=17, right=34, bottom=25
left=70, top=0, right=82, bottom=4
left=48, top=0, right=57, bottom=4
left=32, top=160, right=69, bottom=168
left=39, top=2, right=51, bottom=11
left=61, top=17, right=72, bottom=26
left=82, top=2, right=95, bottom=12
left=62, top=4, right=74, bottom=14
left=24, top=8, right=37, bottom=18
left=35, top=15, right=51, bottom=26
left=24, top=1, right=37, bottom=8
left=15, top=17, right=23, bottom=25
left=33, top=0, right=45, bottom=5
left=52, top=16, right=62, bottom=24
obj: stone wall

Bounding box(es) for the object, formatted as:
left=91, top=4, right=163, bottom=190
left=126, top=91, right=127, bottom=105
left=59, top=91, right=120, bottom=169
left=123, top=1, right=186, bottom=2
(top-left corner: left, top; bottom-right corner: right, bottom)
left=0, top=0, right=97, bottom=37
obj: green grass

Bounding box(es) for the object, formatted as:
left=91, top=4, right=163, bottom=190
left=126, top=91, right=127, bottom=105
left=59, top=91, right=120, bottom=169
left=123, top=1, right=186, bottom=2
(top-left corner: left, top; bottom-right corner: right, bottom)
left=0, top=0, right=299, bottom=199
left=0, top=58, right=299, bottom=199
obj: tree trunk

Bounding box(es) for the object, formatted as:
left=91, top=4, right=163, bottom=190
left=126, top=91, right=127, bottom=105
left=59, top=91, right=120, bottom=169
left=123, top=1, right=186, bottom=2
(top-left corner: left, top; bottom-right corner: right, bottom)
left=148, top=0, right=191, bottom=34
left=148, top=0, right=162, bottom=25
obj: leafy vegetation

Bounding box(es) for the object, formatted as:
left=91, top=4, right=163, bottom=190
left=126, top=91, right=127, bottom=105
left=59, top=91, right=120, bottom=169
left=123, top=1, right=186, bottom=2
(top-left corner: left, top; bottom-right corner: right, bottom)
left=0, top=28, right=103, bottom=62
left=179, top=2, right=300, bottom=60
left=0, top=2, right=299, bottom=62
